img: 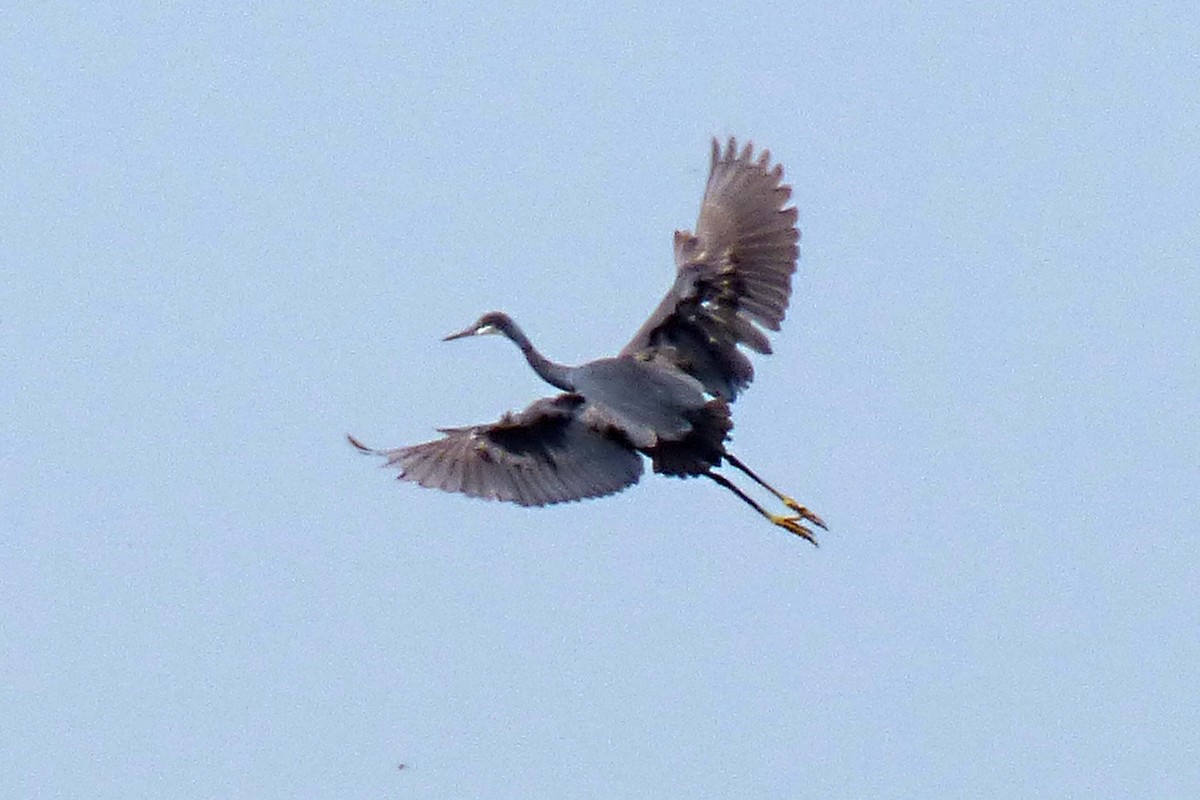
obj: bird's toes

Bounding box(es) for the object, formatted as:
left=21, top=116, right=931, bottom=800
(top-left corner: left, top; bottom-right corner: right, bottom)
left=769, top=513, right=820, bottom=546
left=782, top=498, right=828, bottom=530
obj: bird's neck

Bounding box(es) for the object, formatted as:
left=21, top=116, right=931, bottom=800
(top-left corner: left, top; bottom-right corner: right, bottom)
left=520, top=341, right=575, bottom=391
left=506, top=326, right=574, bottom=391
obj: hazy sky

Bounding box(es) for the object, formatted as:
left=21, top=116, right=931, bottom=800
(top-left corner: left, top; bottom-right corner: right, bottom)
left=4, top=3, right=1198, bottom=798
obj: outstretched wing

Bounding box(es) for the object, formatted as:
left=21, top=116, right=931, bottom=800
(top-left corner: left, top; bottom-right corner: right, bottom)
left=350, top=394, right=644, bottom=507
left=621, top=137, right=799, bottom=400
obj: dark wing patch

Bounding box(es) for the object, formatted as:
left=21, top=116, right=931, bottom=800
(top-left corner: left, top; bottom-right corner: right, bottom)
left=350, top=394, right=644, bottom=507
left=647, top=398, right=732, bottom=477
left=620, top=137, right=799, bottom=400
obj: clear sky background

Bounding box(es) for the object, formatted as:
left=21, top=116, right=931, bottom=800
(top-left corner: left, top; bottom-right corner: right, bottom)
left=4, top=3, right=1198, bottom=799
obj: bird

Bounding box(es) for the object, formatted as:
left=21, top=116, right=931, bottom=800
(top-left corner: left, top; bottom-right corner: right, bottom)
left=350, top=137, right=826, bottom=543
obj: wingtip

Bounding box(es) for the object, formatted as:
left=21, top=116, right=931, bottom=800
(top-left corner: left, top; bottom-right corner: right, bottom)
left=711, top=135, right=739, bottom=165
left=347, top=433, right=375, bottom=454
left=712, top=136, right=781, bottom=172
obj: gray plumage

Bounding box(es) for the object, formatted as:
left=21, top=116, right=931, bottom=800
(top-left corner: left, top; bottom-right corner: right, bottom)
left=351, top=137, right=825, bottom=543
left=621, top=137, right=799, bottom=399
left=365, top=394, right=644, bottom=507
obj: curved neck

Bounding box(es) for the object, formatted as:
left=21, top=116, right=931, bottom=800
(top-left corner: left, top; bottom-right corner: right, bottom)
left=502, top=321, right=575, bottom=391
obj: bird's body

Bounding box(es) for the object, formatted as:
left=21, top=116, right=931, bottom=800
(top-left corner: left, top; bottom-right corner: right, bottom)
left=571, top=356, right=711, bottom=447
left=351, top=138, right=826, bottom=542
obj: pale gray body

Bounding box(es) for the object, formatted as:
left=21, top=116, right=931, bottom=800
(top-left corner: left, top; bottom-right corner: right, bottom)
left=570, top=356, right=708, bottom=448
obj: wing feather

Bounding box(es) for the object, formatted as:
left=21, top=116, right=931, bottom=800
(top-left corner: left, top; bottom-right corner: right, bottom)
left=351, top=394, right=644, bottom=507
left=621, top=137, right=800, bottom=400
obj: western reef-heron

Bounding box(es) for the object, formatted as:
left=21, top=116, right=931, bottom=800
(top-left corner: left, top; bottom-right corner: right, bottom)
left=350, top=137, right=826, bottom=543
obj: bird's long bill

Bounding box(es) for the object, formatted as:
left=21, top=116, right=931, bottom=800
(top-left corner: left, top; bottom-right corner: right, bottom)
left=442, top=327, right=475, bottom=342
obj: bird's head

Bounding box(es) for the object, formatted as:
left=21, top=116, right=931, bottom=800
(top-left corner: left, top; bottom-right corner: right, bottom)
left=443, top=311, right=514, bottom=342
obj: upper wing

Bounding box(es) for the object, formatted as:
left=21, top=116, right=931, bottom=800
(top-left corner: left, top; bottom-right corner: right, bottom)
left=350, top=394, right=644, bottom=507
left=620, top=137, right=799, bottom=400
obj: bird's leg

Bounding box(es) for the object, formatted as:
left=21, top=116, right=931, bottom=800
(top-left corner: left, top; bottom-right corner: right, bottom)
left=704, top=472, right=820, bottom=546
left=723, top=453, right=827, bottom=532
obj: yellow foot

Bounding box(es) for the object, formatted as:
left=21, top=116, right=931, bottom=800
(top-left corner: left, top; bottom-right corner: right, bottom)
left=781, top=497, right=828, bottom=531
left=769, top=513, right=821, bottom=546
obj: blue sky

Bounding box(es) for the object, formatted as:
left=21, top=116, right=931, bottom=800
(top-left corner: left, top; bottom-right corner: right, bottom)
left=4, top=3, right=1198, bottom=798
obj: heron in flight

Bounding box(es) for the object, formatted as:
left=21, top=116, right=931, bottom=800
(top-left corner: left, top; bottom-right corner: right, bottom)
left=351, top=137, right=826, bottom=543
